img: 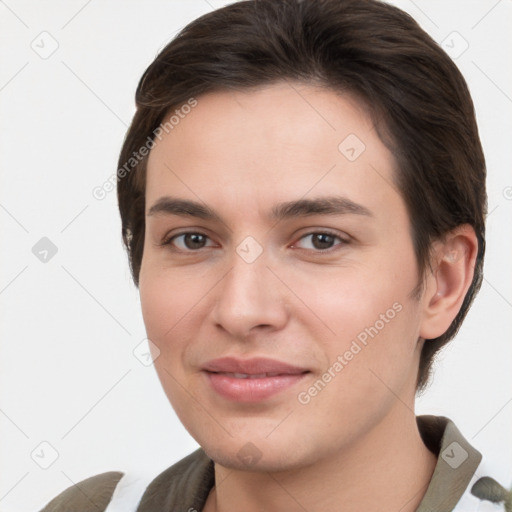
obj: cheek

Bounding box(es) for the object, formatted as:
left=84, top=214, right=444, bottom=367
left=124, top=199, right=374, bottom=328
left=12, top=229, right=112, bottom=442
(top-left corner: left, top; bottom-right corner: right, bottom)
left=138, top=262, right=218, bottom=384
left=281, top=242, right=420, bottom=369
left=139, top=262, right=204, bottom=339
left=139, top=271, right=189, bottom=382
left=139, top=272, right=172, bottom=342
left=288, top=263, right=415, bottom=338
left=138, top=268, right=201, bottom=407
left=289, top=263, right=421, bottom=431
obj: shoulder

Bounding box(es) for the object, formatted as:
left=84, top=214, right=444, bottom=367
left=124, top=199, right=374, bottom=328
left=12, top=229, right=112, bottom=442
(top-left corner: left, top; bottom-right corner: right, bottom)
left=39, top=471, right=124, bottom=512
left=137, top=448, right=214, bottom=511
left=38, top=449, right=214, bottom=512
left=416, top=414, right=512, bottom=512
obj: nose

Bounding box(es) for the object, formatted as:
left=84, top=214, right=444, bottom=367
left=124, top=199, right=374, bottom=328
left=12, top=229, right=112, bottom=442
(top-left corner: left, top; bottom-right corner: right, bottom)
left=210, top=250, right=289, bottom=339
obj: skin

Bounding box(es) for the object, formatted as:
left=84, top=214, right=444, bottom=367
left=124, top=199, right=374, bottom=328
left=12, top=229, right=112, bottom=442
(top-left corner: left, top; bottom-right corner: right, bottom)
left=139, top=82, right=478, bottom=512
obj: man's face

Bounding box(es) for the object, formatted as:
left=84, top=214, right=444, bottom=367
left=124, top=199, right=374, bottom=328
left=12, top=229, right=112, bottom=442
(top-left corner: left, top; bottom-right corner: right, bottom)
left=139, top=83, right=427, bottom=471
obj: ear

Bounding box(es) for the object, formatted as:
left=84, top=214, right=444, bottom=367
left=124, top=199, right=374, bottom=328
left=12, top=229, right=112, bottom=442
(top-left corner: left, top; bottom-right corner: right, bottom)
left=419, top=224, right=479, bottom=340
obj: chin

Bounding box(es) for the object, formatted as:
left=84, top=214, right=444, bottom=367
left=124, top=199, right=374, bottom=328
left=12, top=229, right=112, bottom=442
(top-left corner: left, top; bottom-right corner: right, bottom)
left=200, top=436, right=317, bottom=473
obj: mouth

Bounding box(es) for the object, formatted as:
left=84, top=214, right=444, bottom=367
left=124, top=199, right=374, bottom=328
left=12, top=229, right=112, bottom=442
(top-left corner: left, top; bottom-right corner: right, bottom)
left=201, top=356, right=311, bottom=402
left=206, top=371, right=307, bottom=379
left=201, top=356, right=309, bottom=375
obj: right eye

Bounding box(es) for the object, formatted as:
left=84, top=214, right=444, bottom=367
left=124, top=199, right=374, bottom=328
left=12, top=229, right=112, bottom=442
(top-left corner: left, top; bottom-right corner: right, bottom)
left=161, top=232, right=216, bottom=251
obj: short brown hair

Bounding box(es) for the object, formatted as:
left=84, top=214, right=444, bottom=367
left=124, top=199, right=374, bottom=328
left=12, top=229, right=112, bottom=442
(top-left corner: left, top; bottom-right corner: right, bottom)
left=117, top=0, right=487, bottom=393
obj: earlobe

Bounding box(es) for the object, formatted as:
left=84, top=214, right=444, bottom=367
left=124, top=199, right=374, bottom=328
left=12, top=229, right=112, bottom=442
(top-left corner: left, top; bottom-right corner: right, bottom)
left=419, top=225, right=478, bottom=340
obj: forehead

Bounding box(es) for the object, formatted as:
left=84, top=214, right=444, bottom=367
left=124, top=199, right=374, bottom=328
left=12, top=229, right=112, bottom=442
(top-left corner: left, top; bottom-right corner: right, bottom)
left=145, top=82, right=401, bottom=221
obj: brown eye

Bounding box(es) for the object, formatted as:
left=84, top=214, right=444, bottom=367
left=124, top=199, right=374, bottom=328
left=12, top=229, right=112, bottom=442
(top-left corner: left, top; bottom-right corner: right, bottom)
left=294, top=232, right=346, bottom=251
left=167, top=232, right=214, bottom=250
left=184, top=233, right=207, bottom=249
left=311, top=233, right=336, bottom=249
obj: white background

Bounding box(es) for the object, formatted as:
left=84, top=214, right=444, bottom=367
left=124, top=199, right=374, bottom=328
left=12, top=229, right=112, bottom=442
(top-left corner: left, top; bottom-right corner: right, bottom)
left=1, top=1, right=511, bottom=510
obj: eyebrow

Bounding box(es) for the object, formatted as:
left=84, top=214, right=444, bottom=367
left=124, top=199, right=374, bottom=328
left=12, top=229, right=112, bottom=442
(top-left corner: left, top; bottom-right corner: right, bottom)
left=147, top=195, right=373, bottom=221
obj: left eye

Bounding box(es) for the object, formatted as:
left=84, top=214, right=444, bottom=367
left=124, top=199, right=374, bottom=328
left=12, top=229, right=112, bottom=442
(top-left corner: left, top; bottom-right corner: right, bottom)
left=294, top=232, right=346, bottom=251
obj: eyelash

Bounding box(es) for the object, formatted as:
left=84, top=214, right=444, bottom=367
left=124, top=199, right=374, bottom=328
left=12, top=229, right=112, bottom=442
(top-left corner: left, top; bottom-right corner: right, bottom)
left=159, top=230, right=349, bottom=253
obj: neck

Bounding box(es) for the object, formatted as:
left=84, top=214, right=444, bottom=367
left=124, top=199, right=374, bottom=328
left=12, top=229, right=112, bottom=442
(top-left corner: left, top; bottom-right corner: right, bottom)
left=203, top=405, right=437, bottom=512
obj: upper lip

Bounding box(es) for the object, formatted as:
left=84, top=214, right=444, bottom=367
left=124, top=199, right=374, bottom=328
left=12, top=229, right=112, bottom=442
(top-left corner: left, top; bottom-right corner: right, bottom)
left=202, top=357, right=309, bottom=375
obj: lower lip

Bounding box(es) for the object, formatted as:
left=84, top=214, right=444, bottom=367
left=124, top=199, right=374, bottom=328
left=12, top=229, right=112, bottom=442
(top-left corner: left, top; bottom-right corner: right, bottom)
left=204, top=371, right=309, bottom=402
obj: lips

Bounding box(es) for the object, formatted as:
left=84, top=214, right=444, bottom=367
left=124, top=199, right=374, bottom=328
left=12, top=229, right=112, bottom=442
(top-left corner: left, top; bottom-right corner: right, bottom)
left=202, top=356, right=309, bottom=376
left=202, top=357, right=310, bottom=402
left=220, top=372, right=285, bottom=379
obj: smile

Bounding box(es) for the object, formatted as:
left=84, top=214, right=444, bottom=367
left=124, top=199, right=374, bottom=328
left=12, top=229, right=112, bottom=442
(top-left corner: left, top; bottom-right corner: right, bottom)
left=203, top=370, right=309, bottom=402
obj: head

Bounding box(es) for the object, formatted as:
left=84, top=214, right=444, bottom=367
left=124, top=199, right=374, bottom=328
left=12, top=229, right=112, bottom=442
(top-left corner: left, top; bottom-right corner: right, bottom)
left=117, top=0, right=486, bottom=469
